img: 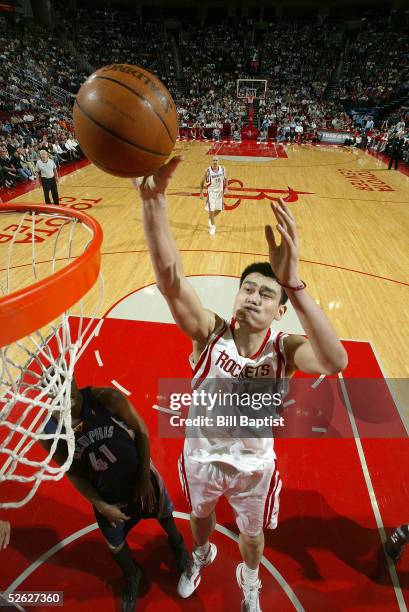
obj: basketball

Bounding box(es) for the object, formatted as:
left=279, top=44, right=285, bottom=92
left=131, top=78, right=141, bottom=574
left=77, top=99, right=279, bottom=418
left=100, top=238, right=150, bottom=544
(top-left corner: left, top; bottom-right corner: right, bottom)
left=72, top=64, right=178, bottom=177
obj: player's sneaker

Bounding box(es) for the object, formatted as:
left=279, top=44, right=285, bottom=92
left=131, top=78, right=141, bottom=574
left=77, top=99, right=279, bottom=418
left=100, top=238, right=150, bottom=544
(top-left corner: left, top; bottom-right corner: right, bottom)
left=236, top=563, right=262, bottom=612
left=385, top=525, right=409, bottom=562
left=209, top=224, right=216, bottom=236
left=122, top=562, right=142, bottom=612
left=177, top=543, right=217, bottom=598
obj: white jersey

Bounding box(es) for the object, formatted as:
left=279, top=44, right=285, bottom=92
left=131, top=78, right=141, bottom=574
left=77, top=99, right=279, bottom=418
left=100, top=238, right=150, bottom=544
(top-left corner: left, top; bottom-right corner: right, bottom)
left=185, top=319, right=288, bottom=472
left=205, top=165, right=225, bottom=193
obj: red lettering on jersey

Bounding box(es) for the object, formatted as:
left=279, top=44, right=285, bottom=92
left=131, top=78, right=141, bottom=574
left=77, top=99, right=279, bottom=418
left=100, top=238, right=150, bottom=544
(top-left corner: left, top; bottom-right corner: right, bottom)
left=231, top=363, right=242, bottom=377
left=215, top=350, right=229, bottom=367
left=224, top=358, right=236, bottom=373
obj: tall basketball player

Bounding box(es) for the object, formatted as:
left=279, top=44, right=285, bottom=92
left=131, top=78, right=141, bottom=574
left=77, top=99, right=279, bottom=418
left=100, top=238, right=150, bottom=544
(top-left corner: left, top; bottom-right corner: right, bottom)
left=43, top=378, right=189, bottom=612
left=199, top=156, right=228, bottom=235
left=133, top=157, right=347, bottom=611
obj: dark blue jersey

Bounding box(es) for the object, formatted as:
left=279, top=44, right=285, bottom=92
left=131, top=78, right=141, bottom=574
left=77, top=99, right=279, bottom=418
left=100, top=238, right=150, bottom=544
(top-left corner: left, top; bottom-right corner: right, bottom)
left=40, top=386, right=140, bottom=504
left=71, top=387, right=140, bottom=504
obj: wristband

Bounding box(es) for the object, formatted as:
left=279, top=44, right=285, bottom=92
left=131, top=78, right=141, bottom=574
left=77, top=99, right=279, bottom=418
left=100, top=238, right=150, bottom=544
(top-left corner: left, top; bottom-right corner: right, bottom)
left=277, top=279, right=306, bottom=291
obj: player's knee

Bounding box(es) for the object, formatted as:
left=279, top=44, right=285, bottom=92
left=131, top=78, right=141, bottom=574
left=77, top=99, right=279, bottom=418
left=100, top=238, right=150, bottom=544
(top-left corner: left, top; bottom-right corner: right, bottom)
left=240, top=531, right=263, bottom=547
left=191, top=510, right=215, bottom=523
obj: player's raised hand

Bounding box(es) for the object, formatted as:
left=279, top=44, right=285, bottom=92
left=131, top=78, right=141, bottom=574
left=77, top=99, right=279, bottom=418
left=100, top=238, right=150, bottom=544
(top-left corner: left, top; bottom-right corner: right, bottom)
left=0, top=520, right=11, bottom=550
left=132, top=156, right=183, bottom=198
left=265, top=198, right=300, bottom=286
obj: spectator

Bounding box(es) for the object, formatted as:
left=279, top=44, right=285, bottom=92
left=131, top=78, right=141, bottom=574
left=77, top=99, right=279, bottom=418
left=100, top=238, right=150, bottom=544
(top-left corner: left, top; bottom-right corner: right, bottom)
left=10, top=150, right=35, bottom=181
left=0, top=149, right=19, bottom=186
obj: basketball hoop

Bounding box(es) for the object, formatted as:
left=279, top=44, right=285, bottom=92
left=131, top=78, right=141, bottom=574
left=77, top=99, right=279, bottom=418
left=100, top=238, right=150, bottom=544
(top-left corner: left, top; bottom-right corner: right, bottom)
left=0, top=204, right=103, bottom=508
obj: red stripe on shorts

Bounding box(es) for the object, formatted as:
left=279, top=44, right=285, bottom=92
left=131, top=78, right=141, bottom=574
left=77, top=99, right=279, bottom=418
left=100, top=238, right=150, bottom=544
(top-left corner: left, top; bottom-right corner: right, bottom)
left=263, top=468, right=277, bottom=528
left=179, top=451, right=192, bottom=509
left=266, top=470, right=281, bottom=527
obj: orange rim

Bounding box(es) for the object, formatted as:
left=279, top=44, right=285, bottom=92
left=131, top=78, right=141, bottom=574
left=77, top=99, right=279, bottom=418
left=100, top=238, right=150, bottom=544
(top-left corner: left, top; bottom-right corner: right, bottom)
left=0, top=204, right=103, bottom=347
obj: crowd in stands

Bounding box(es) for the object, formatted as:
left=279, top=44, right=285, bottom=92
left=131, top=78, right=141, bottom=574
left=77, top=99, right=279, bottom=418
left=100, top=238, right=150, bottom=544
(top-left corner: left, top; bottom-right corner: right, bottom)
left=0, top=23, right=86, bottom=190
left=1, top=8, right=409, bottom=191
left=331, top=13, right=409, bottom=105
left=0, top=117, right=83, bottom=189
left=66, top=9, right=178, bottom=94
left=261, top=21, right=342, bottom=100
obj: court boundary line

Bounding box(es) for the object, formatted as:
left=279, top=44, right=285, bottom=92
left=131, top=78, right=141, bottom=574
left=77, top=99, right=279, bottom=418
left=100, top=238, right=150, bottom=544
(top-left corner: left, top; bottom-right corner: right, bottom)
left=4, top=514, right=305, bottom=611
left=338, top=373, right=407, bottom=612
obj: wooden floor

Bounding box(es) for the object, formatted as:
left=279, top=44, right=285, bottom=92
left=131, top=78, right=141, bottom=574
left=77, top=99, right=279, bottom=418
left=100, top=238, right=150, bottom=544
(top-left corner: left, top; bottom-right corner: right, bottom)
left=6, top=141, right=409, bottom=383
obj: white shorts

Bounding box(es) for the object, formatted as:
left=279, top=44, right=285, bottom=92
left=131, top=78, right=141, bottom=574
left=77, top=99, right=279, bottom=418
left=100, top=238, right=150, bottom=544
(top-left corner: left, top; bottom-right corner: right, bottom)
left=178, top=452, right=281, bottom=537
left=205, top=191, right=224, bottom=212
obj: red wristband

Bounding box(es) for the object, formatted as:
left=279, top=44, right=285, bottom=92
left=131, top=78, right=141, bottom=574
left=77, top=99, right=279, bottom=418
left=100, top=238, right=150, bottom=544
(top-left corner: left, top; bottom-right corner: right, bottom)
left=277, top=280, right=306, bottom=291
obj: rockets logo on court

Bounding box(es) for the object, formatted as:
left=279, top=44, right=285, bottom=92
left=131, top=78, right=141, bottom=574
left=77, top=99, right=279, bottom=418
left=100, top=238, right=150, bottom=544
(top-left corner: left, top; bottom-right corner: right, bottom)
left=169, top=179, right=314, bottom=210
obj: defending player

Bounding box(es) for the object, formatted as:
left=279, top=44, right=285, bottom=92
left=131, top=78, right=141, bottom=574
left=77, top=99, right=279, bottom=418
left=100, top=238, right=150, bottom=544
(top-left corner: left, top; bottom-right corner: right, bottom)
left=43, top=378, right=189, bottom=612
left=133, top=157, right=347, bottom=611
left=199, top=156, right=228, bottom=235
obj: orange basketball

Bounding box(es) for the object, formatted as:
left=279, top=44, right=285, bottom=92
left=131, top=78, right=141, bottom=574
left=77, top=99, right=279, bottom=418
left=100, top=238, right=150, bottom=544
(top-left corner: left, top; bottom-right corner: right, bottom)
left=73, top=64, right=178, bottom=177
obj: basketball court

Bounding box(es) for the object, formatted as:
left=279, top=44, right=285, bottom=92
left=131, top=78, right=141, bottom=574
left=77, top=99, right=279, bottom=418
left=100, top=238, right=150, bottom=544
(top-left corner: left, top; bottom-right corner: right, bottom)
left=1, top=140, right=408, bottom=610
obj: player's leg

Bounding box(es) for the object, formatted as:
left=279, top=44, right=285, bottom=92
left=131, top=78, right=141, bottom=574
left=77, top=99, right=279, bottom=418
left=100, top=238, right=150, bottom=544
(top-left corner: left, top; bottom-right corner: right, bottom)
left=110, top=540, right=142, bottom=612
left=209, top=192, right=223, bottom=233
left=206, top=193, right=216, bottom=235
left=190, top=510, right=216, bottom=547
left=149, top=464, right=190, bottom=571
left=238, top=531, right=264, bottom=569
left=158, top=514, right=190, bottom=571
left=177, top=455, right=221, bottom=597
left=227, top=463, right=281, bottom=612
left=385, top=524, right=409, bottom=561
left=94, top=506, right=141, bottom=612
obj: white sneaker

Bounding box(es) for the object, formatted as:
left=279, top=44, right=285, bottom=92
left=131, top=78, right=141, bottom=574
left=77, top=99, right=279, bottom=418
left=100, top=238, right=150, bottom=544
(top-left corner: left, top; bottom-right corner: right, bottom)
left=177, top=543, right=217, bottom=598
left=236, top=563, right=262, bottom=611
left=209, top=224, right=216, bottom=236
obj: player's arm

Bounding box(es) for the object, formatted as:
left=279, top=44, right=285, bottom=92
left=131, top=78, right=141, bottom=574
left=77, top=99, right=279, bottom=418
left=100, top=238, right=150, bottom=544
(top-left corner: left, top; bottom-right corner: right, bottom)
left=199, top=171, right=208, bottom=199
left=132, top=158, right=218, bottom=344
left=66, top=466, right=131, bottom=526
left=38, top=430, right=106, bottom=507
left=39, top=433, right=129, bottom=525
left=92, top=388, right=151, bottom=489
left=93, top=387, right=157, bottom=511
left=66, top=465, right=103, bottom=506
left=267, top=200, right=348, bottom=376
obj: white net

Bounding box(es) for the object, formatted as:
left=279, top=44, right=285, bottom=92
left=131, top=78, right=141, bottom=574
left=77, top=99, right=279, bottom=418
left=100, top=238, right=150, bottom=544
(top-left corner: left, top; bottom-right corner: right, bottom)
left=0, top=205, right=103, bottom=508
